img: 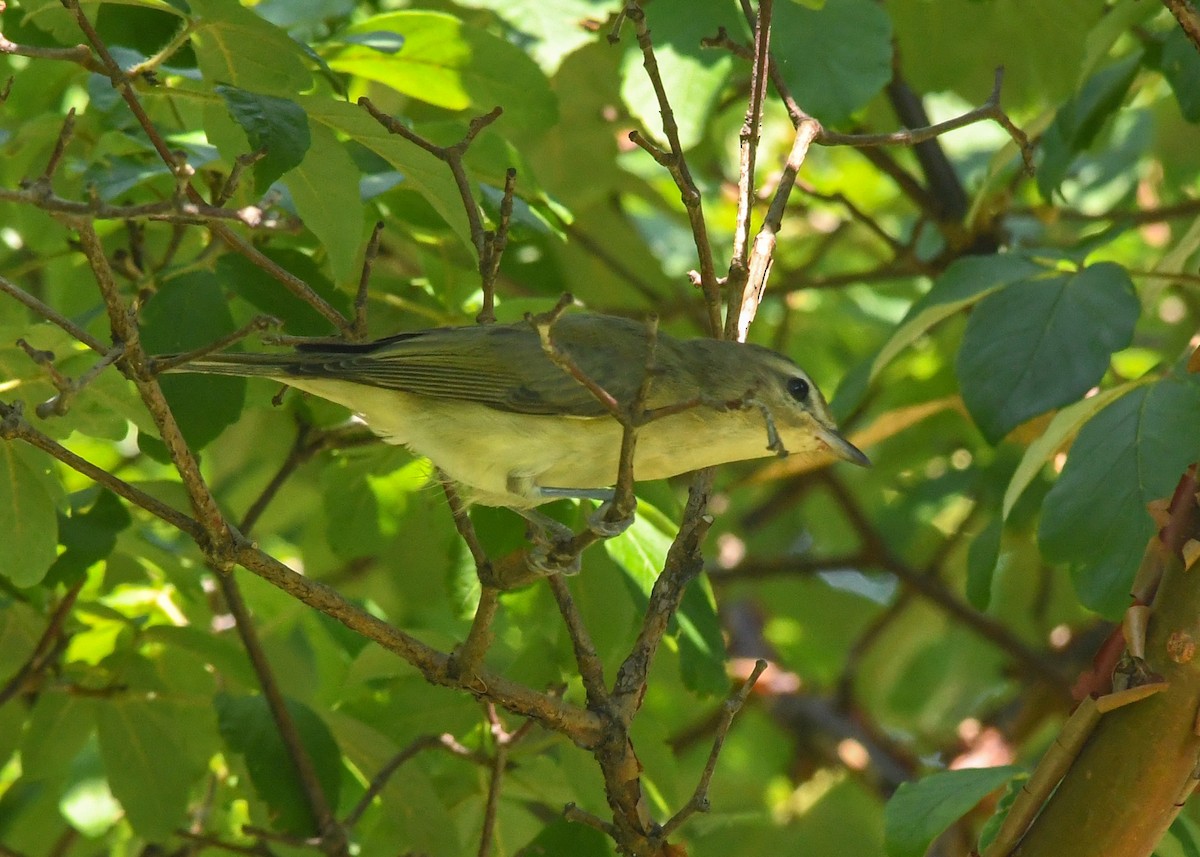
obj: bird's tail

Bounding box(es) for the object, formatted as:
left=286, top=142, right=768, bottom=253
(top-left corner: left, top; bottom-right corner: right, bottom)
left=161, top=352, right=299, bottom=378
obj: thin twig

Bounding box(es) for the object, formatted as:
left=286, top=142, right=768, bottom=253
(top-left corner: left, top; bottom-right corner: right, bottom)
left=174, top=830, right=276, bottom=857
left=819, top=68, right=1033, bottom=173
left=612, top=476, right=716, bottom=723
left=528, top=294, right=621, bottom=416
left=452, top=587, right=501, bottom=681
left=58, top=0, right=352, bottom=334
left=0, top=273, right=110, bottom=353
left=0, top=27, right=103, bottom=73
left=0, top=399, right=205, bottom=539
left=343, top=734, right=487, bottom=827
left=149, top=315, right=280, bottom=374
left=733, top=118, right=821, bottom=342
left=1163, top=0, right=1200, bottom=53
left=0, top=580, right=85, bottom=707
left=39, top=107, right=76, bottom=182
left=724, top=0, right=774, bottom=339
left=26, top=342, right=125, bottom=419
left=546, top=576, right=609, bottom=707
left=72, top=218, right=234, bottom=557
left=357, top=97, right=503, bottom=261
left=217, top=573, right=349, bottom=856
left=656, top=659, right=767, bottom=839
left=213, top=147, right=268, bottom=207
left=352, top=221, right=385, bottom=339
left=618, top=1, right=722, bottom=336
left=477, top=708, right=507, bottom=857
left=0, top=184, right=288, bottom=228
left=477, top=168, right=517, bottom=325
left=564, top=803, right=618, bottom=837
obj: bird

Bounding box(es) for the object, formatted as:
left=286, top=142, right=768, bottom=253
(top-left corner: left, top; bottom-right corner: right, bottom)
left=163, top=311, right=868, bottom=510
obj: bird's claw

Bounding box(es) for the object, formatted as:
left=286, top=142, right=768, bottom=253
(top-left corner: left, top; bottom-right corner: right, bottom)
left=526, top=542, right=582, bottom=576
left=587, top=501, right=634, bottom=537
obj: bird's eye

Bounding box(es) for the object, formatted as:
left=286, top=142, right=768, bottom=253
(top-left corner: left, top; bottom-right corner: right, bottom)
left=787, top=377, right=810, bottom=402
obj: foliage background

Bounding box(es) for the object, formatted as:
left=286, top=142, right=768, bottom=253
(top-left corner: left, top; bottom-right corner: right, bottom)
left=1, top=1, right=1199, bottom=856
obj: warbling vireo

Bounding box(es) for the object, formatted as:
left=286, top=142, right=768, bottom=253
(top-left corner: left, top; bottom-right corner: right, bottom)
left=166, top=312, right=868, bottom=508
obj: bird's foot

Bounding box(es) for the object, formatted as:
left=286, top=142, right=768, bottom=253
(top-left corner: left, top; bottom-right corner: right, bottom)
left=518, top=509, right=581, bottom=576
left=587, top=501, right=635, bottom=537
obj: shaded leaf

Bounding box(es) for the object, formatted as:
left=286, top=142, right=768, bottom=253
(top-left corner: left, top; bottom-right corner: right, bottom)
left=282, top=122, right=364, bottom=283
left=0, top=441, right=59, bottom=587
left=1038, top=52, right=1141, bottom=199
left=520, top=817, right=613, bottom=856
left=1002, top=379, right=1149, bottom=519
left=771, top=0, right=893, bottom=123
left=1159, top=28, right=1200, bottom=123
left=1039, top=375, right=1200, bottom=617
left=618, top=0, right=736, bottom=151
left=966, top=517, right=1002, bottom=611
left=140, top=271, right=245, bottom=450
left=47, top=489, right=131, bottom=586
left=885, top=766, right=1020, bottom=857
left=869, top=253, right=1045, bottom=384
left=215, top=85, right=312, bottom=192
left=957, top=262, right=1139, bottom=443
left=299, top=96, right=473, bottom=249
left=97, top=696, right=209, bottom=840
left=216, top=692, right=343, bottom=836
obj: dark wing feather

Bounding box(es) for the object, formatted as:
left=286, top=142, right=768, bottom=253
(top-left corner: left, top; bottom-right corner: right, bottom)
left=283, top=316, right=689, bottom=417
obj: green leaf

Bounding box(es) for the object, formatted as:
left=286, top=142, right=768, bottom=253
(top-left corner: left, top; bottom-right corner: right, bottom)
left=966, top=518, right=1002, bottom=611
left=1159, top=28, right=1200, bottom=123
left=215, top=85, right=312, bottom=192
left=47, top=489, right=131, bottom=586
left=215, top=692, right=343, bottom=836
left=884, top=766, right=1019, bottom=857
left=676, top=575, right=729, bottom=696
left=318, top=447, right=423, bottom=559
left=97, top=696, right=210, bottom=839
left=1161, top=813, right=1200, bottom=857
left=1038, top=52, right=1141, bottom=199
left=283, top=122, right=364, bottom=284
left=330, top=11, right=558, bottom=139
left=450, top=0, right=602, bottom=73
left=0, top=704, right=26, bottom=776
left=21, top=694, right=96, bottom=774
left=771, top=0, right=893, bottom=124
left=61, top=736, right=123, bottom=837
left=189, top=0, right=313, bottom=94
left=521, top=817, right=614, bottom=856
left=298, top=96, right=473, bottom=250
left=141, top=625, right=257, bottom=688
left=218, top=250, right=353, bottom=337
left=0, top=601, right=42, bottom=678
left=618, top=0, right=736, bottom=151
left=892, top=0, right=1106, bottom=108
left=0, top=441, right=59, bottom=587
left=957, top=262, right=1139, bottom=443
left=140, top=271, right=245, bottom=450
left=1002, top=378, right=1149, bottom=519
left=604, top=502, right=726, bottom=694
left=869, top=253, right=1046, bottom=383
left=1039, top=375, right=1200, bottom=617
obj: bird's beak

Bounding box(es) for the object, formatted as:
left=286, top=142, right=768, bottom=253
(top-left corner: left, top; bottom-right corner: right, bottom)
left=814, top=423, right=871, bottom=467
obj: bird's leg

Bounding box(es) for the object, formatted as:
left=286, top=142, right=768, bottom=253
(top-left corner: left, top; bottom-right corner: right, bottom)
left=536, top=487, right=635, bottom=537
